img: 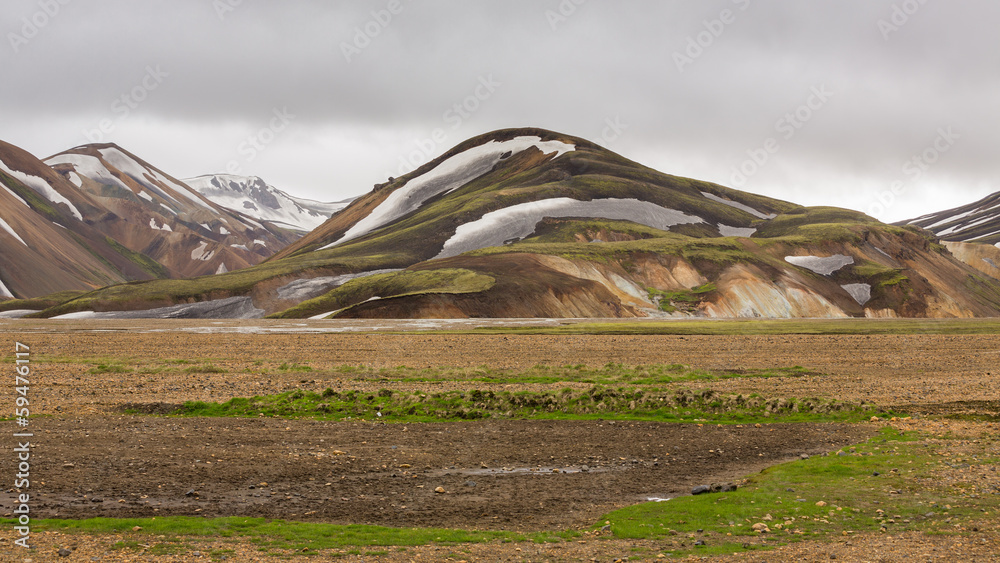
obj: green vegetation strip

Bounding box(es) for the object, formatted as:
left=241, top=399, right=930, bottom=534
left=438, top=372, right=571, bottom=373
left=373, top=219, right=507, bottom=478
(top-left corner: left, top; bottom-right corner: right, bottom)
left=169, top=385, right=887, bottom=424
left=601, top=427, right=999, bottom=556
left=9, top=517, right=568, bottom=553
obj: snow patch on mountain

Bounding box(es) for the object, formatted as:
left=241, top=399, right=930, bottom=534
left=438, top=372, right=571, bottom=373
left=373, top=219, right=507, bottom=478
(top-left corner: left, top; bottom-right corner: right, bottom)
left=0, top=278, right=15, bottom=299
left=149, top=218, right=172, bottom=231
left=186, top=174, right=350, bottom=232
left=718, top=224, right=756, bottom=237
left=0, top=159, right=82, bottom=220
left=191, top=241, right=215, bottom=261
left=701, top=192, right=776, bottom=219
left=137, top=190, right=153, bottom=202
left=323, top=136, right=576, bottom=249
left=0, top=216, right=27, bottom=246
left=52, top=297, right=264, bottom=319
left=938, top=214, right=995, bottom=237
left=277, top=269, right=404, bottom=302
left=785, top=255, right=854, bottom=275
left=436, top=198, right=704, bottom=259
left=841, top=283, right=872, bottom=305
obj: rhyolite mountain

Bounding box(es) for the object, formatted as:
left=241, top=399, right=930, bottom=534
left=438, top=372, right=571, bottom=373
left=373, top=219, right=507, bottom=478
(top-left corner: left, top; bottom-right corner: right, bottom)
left=903, top=190, right=1000, bottom=280
left=0, top=139, right=307, bottom=301
left=184, top=174, right=353, bottom=233
left=21, top=128, right=1000, bottom=319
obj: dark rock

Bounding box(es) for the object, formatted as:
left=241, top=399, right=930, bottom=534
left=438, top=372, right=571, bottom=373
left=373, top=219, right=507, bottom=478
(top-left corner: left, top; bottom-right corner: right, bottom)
left=711, top=482, right=738, bottom=493
left=58, top=548, right=72, bottom=557
left=691, top=485, right=710, bottom=495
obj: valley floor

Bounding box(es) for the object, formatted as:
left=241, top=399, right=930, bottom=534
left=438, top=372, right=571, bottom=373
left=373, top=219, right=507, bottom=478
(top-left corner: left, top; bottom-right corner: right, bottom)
left=0, top=319, right=998, bottom=562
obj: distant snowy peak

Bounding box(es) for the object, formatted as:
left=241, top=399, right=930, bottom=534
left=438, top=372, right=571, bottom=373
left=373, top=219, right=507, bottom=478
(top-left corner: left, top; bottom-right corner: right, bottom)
left=185, top=174, right=353, bottom=232
left=322, top=135, right=576, bottom=249
left=906, top=190, right=1000, bottom=244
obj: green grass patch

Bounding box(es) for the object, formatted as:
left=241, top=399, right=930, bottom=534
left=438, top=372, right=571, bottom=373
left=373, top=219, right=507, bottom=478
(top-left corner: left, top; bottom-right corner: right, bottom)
left=175, top=384, right=886, bottom=425
left=0, top=290, right=86, bottom=312
left=88, top=362, right=132, bottom=374
left=105, top=237, right=170, bottom=279
left=15, top=516, right=567, bottom=551
left=648, top=283, right=716, bottom=313
left=601, top=427, right=995, bottom=556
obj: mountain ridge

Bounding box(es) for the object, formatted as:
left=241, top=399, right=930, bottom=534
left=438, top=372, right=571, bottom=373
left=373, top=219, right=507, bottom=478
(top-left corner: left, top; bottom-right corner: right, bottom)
left=17, top=127, right=1000, bottom=319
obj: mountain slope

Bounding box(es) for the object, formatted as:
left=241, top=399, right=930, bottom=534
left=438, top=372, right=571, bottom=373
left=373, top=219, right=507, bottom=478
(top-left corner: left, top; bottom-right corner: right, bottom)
left=904, top=190, right=1000, bottom=245
left=0, top=140, right=168, bottom=299
left=44, top=144, right=300, bottom=279
left=184, top=174, right=353, bottom=233
left=29, top=128, right=1000, bottom=319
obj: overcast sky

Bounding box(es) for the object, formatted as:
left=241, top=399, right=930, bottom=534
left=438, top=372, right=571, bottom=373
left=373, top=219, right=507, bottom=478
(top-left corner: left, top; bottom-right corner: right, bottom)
left=3, top=0, right=998, bottom=222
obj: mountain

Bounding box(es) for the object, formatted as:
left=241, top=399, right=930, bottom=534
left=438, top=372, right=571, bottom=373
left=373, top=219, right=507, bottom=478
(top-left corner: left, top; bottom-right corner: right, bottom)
left=43, top=144, right=300, bottom=280
left=903, top=190, right=1000, bottom=281
left=0, top=140, right=160, bottom=299
left=184, top=174, right=353, bottom=233
left=25, top=128, right=1000, bottom=319
left=904, top=190, right=1000, bottom=245
left=0, top=139, right=307, bottom=301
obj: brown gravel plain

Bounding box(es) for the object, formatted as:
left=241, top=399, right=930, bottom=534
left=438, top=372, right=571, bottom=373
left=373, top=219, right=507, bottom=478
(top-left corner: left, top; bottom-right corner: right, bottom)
left=1, top=319, right=998, bottom=562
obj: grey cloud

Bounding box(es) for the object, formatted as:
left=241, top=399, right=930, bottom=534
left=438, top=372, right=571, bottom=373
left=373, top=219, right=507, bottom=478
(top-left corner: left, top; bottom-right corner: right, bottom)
left=1, top=0, right=997, bottom=221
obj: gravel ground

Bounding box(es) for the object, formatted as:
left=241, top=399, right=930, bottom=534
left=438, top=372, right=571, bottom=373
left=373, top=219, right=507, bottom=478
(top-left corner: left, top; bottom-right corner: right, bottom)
left=1, top=321, right=998, bottom=562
